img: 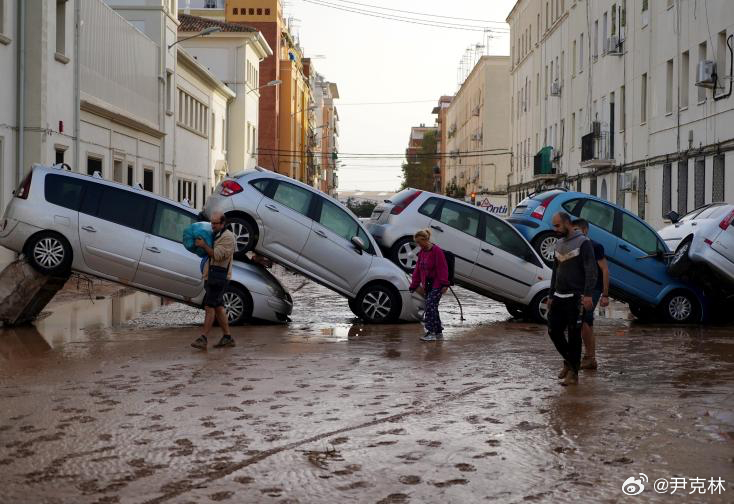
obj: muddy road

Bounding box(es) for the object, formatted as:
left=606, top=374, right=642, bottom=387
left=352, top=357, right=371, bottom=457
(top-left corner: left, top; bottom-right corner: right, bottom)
left=1, top=269, right=733, bottom=503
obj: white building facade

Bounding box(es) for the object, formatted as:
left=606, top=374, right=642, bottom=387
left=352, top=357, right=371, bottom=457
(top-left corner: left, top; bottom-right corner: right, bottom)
left=508, top=0, right=734, bottom=230
left=445, top=55, right=512, bottom=197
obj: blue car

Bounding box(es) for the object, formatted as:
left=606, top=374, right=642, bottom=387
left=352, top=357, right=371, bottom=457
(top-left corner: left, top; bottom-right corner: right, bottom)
left=508, top=189, right=708, bottom=324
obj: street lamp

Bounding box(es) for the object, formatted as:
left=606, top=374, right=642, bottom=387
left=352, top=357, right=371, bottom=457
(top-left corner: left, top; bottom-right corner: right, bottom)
left=168, top=26, right=222, bottom=50
left=246, top=79, right=282, bottom=94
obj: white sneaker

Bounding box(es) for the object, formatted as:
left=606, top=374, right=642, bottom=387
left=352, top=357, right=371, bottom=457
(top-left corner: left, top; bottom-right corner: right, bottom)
left=420, top=333, right=437, bottom=342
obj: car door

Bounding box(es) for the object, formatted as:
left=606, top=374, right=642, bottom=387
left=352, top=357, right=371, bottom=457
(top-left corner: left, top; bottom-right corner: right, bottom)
left=428, top=200, right=481, bottom=281
left=256, top=181, right=313, bottom=266
left=613, top=211, right=669, bottom=302
left=133, top=202, right=203, bottom=300
left=78, top=184, right=151, bottom=281
left=473, top=214, right=544, bottom=301
left=43, top=174, right=85, bottom=253
left=711, top=206, right=734, bottom=264
left=298, top=197, right=374, bottom=294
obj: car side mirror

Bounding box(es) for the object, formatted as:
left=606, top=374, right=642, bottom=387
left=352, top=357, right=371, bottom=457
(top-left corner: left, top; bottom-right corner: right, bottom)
left=666, top=210, right=680, bottom=223
left=351, top=236, right=366, bottom=253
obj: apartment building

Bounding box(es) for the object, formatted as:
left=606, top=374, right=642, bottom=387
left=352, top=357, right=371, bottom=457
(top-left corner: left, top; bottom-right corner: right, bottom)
left=508, top=0, right=734, bottom=230
left=445, top=56, right=512, bottom=197
left=432, top=95, right=453, bottom=193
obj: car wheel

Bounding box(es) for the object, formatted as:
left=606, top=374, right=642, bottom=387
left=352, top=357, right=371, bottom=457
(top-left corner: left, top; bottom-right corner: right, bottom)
left=525, top=289, right=551, bottom=323
left=505, top=304, right=524, bottom=319
left=668, top=238, right=693, bottom=277
left=660, top=291, right=700, bottom=324
left=629, top=303, right=655, bottom=321
left=25, top=232, right=72, bottom=276
left=533, top=232, right=558, bottom=266
left=348, top=298, right=360, bottom=318
left=355, top=284, right=401, bottom=323
left=390, top=237, right=420, bottom=272
left=222, top=284, right=253, bottom=326
left=227, top=217, right=257, bottom=256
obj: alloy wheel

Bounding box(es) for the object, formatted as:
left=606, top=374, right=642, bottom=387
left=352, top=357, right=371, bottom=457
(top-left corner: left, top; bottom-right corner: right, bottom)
left=229, top=222, right=251, bottom=252
left=538, top=293, right=550, bottom=321
left=397, top=241, right=419, bottom=270
left=668, top=295, right=693, bottom=322
left=33, top=237, right=65, bottom=268
left=362, top=290, right=392, bottom=321
left=673, top=242, right=689, bottom=265
left=223, top=291, right=245, bottom=322
left=538, top=235, right=558, bottom=262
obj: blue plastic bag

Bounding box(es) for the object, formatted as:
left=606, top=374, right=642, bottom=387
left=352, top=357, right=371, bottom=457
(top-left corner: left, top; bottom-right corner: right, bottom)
left=183, top=221, right=213, bottom=258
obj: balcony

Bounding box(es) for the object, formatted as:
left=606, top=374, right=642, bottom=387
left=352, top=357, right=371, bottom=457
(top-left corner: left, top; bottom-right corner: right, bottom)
left=533, top=146, right=561, bottom=179
left=179, top=0, right=225, bottom=9
left=580, top=132, right=615, bottom=169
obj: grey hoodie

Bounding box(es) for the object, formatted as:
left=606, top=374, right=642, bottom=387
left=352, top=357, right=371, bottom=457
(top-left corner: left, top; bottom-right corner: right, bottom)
left=549, top=230, right=598, bottom=297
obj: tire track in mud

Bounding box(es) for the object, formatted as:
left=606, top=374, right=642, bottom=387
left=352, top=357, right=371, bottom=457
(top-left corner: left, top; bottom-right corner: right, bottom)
left=143, top=384, right=489, bottom=504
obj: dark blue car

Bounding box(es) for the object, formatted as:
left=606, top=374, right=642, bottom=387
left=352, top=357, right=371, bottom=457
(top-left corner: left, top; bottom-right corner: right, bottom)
left=508, top=190, right=707, bottom=324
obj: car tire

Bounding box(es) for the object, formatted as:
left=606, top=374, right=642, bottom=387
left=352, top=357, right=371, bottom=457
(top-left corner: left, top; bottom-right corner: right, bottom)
left=348, top=298, right=360, bottom=318
left=525, top=289, right=551, bottom=323
left=533, top=232, right=558, bottom=267
left=227, top=216, right=257, bottom=257
left=25, top=232, right=73, bottom=276
left=505, top=303, right=524, bottom=319
left=390, top=237, right=420, bottom=273
left=222, top=284, right=253, bottom=326
left=668, top=238, right=693, bottom=277
left=629, top=303, right=655, bottom=321
left=659, top=291, right=700, bottom=324
left=355, top=283, right=401, bottom=323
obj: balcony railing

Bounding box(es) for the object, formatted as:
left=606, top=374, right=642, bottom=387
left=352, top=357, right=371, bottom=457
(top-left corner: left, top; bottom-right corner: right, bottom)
left=580, top=132, right=615, bottom=168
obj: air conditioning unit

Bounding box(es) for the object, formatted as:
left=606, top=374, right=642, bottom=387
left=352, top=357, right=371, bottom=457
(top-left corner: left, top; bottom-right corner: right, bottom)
left=592, top=121, right=601, bottom=137
left=621, top=172, right=638, bottom=192
left=696, top=60, right=717, bottom=88
left=550, top=81, right=561, bottom=96
left=607, top=36, right=623, bottom=55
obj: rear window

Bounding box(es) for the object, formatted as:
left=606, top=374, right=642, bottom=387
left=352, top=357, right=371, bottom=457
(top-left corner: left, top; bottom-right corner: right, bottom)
left=45, top=174, right=85, bottom=211
left=389, top=189, right=420, bottom=206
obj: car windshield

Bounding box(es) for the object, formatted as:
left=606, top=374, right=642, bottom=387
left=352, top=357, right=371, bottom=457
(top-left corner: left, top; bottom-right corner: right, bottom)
left=693, top=204, right=730, bottom=220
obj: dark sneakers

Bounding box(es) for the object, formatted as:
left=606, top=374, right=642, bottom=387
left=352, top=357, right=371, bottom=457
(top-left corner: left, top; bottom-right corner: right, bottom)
left=191, top=335, right=207, bottom=350
left=214, top=335, right=235, bottom=348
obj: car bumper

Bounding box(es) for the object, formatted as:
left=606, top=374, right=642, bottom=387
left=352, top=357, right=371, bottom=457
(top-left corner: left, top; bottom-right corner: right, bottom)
left=365, top=222, right=405, bottom=250
left=251, top=291, right=293, bottom=323
left=398, top=290, right=424, bottom=322
left=689, top=240, right=734, bottom=285
left=0, top=219, right=40, bottom=254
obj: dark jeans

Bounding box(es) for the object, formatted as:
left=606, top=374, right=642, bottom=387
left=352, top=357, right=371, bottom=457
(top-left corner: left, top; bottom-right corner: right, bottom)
left=548, top=294, right=583, bottom=373
left=203, top=266, right=229, bottom=308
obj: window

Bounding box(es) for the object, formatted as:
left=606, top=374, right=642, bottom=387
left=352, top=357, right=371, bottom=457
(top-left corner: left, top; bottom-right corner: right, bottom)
left=718, top=31, right=728, bottom=93
left=694, top=157, right=705, bottom=209
left=590, top=177, right=598, bottom=196
left=681, top=51, right=689, bottom=108
left=662, top=163, right=672, bottom=217
left=418, top=197, right=440, bottom=217
left=152, top=203, right=197, bottom=243
left=265, top=8, right=271, bottom=15
left=143, top=168, right=154, bottom=192
left=0, top=0, right=5, bottom=37
left=87, top=156, right=102, bottom=176
left=232, top=8, right=238, bottom=15
left=638, top=168, right=646, bottom=220
left=602, top=13, right=607, bottom=53
left=560, top=51, right=565, bottom=86
left=620, top=85, right=626, bottom=130
left=640, top=73, right=647, bottom=123
left=579, top=33, right=584, bottom=72
left=249, top=178, right=271, bottom=194
left=572, top=40, right=577, bottom=75
left=537, top=14, right=540, bottom=41
left=713, top=154, right=725, bottom=202
left=571, top=113, right=576, bottom=149
left=666, top=59, right=674, bottom=114
left=698, top=42, right=707, bottom=103
left=438, top=201, right=480, bottom=237
left=97, top=187, right=151, bottom=231
left=272, top=182, right=312, bottom=215
left=127, top=164, right=134, bottom=186
left=318, top=199, right=360, bottom=242
left=113, top=159, right=124, bottom=183
left=546, top=2, right=549, bottom=30
left=177, top=178, right=195, bottom=205
left=642, top=0, right=648, bottom=11
left=55, top=148, right=65, bottom=165
left=257, top=8, right=262, bottom=15
left=611, top=4, right=617, bottom=36
left=666, top=0, right=673, bottom=7
left=222, top=118, right=226, bottom=151
left=621, top=214, right=658, bottom=254
left=176, top=89, right=208, bottom=136
left=483, top=216, right=533, bottom=261
left=44, top=174, right=84, bottom=210
left=56, top=0, right=66, bottom=56
left=210, top=113, right=216, bottom=149
left=677, top=160, right=688, bottom=215
left=249, top=8, right=254, bottom=15
left=166, top=71, right=173, bottom=114
left=579, top=200, right=615, bottom=232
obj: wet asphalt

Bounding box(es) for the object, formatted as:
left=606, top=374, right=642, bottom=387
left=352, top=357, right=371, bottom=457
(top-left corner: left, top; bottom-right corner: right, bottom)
left=0, top=268, right=733, bottom=503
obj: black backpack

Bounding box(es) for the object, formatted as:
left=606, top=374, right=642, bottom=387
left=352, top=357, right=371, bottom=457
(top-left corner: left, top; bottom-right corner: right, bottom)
left=443, top=250, right=456, bottom=287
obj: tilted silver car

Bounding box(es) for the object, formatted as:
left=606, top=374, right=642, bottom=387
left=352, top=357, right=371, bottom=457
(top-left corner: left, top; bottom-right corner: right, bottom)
left=365, top=188, right=552, bottom=322
left=202, top=168, right=423, bottom=324
left=0, top=165, right=292, bottom=325
left=659, top=203, right=734, bottom=286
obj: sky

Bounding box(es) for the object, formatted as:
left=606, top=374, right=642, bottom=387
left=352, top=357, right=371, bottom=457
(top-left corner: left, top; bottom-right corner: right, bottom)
left=284, top=0, right=517, bottom=192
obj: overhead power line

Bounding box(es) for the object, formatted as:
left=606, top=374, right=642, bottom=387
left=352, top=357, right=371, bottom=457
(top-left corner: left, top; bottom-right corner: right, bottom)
left=257, top=147, right=511, bottom=156
left=300, top=0, right=506, bottom=32
left=337, top=99, right=437, bottom=106
left=328, top=0, right=510, bottom=26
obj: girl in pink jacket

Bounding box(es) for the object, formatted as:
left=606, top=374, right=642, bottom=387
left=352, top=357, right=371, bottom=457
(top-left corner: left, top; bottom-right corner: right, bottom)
left=409, top=228, right=449, bottom=341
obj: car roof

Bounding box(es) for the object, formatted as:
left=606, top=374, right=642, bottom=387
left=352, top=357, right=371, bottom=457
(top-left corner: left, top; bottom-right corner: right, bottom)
left=34, top=164, right=199, bottom=216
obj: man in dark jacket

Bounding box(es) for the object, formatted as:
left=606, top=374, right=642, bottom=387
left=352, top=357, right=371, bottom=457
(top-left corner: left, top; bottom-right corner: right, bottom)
left=547, top=212, right=598, bottom=386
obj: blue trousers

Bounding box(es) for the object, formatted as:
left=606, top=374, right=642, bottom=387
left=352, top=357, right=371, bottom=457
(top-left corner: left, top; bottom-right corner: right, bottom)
left=424, top=288, right=444, bottom=334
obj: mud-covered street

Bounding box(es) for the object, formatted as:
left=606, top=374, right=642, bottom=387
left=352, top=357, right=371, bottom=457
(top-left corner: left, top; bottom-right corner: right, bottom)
left=1, top=269, right=733, bottom=503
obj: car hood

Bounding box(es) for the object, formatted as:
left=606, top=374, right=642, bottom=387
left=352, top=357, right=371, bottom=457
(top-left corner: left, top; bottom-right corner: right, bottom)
left=231, top=261, right=289, bottom=299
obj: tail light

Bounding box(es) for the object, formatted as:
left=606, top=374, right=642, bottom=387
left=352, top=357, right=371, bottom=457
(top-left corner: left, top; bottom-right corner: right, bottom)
left=530, top=194, right=558, bottom=220
left=719, top=208, right=734, bottom=230
left=220, top=180, right=243, bottom=197
left=15, top=172, right=33, bottom=199
left=390, top=190, right=422, bottom=215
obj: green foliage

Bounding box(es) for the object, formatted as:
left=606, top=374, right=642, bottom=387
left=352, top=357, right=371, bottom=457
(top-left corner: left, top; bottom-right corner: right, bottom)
left=400, top=130, right=438, bottom=191
left=345, top=197, right=378, bottom=218
left=445, top=182, right=466, bottom=199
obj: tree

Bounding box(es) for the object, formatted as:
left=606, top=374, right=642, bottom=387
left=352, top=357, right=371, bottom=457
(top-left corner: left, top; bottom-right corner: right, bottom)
left=400, top=130, right=437, bottom=191
left=345, top=197, right=378, bottom=218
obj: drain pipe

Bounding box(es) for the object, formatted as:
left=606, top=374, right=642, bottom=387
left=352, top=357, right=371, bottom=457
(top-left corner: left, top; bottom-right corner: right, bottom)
left=74, top=0, right=81, bottom=171
left=16, top=0, right=26, bottom=186
left=714, top=35, right=734, bottom=102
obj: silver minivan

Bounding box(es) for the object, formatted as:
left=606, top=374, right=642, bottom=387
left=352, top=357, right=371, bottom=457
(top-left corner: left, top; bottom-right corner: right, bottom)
left=0, top=165, right=293, bottom=325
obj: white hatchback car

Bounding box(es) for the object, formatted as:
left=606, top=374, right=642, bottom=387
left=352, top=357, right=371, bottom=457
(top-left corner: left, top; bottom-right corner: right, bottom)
left=365, top=189, right=552, bottom=322
left=659, top=203, right=734, bottom=286
left=202, top=168, right=423, bottom=324
left=0, top=164, right=293, bottom=325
